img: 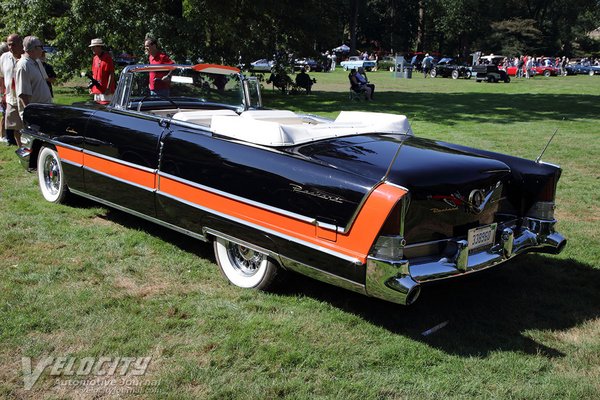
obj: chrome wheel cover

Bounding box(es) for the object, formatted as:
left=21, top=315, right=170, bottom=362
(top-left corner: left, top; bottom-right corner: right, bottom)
left=43, top=154, right=61, bottom=196
left=226, top=242, right=266, bottom=277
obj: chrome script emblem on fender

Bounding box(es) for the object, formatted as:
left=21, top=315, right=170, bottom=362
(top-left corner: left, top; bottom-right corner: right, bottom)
left=290, top=184, right=345, bottom=204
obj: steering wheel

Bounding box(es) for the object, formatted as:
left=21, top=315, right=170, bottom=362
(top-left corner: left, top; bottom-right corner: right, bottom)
left=136, top=94, right=180, bottom=114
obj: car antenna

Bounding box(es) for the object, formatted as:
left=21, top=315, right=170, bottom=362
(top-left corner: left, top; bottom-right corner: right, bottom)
left=535, top=121, right=562, bottom=163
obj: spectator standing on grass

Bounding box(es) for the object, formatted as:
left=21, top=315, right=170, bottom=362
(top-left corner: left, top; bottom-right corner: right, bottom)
left=39, top=50, right=56, bottom=97
left=422, top=53, right=433, bottom=78
left=144, top=36, right=174, bottom=97
left=0, top=41, right=8, bottom=144
left=517, top=55, right=524, bottom=78
left=89, top=38, right=115, bottom=104
left=15, top=36, right=53, bottom=124
left=0, top=34, right=24, bottom=146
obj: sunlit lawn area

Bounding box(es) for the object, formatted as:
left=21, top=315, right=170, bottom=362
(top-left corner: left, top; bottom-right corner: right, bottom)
left=1, top=69, right=599, bottom=399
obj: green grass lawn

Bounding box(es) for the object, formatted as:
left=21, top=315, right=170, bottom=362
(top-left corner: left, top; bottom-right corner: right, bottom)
left=1, top=70, right=599, bottom=399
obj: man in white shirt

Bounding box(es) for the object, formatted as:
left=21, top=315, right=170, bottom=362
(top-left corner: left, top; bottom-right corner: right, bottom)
left=16, top=36, right=53, bottom=125
left=0, top=34, right=23, bottom=145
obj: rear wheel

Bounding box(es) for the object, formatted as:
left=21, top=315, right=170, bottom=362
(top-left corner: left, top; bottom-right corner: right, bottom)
left=543, top=70, right=551, bottom=77
left=213, top=237, right=280, bottom=289
left=590, top=70, right=595, bottom=76
left=430, top=68, right=437, bottom=78
left=37, top=146, right=69, bottom=203
left=465, top=70, right=472, bottom=79
left=451, top=70, right=459, bottom=79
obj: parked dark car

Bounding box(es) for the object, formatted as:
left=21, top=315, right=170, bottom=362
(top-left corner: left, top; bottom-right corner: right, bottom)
left=294, top=58, right=324, bottom=72
left=473, top=64, right=511, bottom=83
left=568, top=63, right=600, bottom=76
left=16, top=63, right=566, bottom=306
left=430, top=58, right=472, bottom=79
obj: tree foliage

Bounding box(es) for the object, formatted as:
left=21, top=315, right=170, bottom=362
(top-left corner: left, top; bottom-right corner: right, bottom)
left=0, top=0, right=598, bottom=79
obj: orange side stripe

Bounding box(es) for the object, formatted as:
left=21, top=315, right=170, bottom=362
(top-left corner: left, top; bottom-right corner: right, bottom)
left=56, top=146, right=83, bottom=166
left=82, top=152, right=157, bottom=190
left=57, top=144, right=406, bottom=263
left=160, top=176, right=406, bottom=263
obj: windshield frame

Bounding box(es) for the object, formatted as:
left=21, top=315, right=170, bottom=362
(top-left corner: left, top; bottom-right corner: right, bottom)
left=112, top=63, right=262, bottom=112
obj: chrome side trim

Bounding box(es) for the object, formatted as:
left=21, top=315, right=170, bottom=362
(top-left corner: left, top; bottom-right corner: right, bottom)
left=157, top=171, right=318, bottom=226
left=280, top=255, right=366, bottom=295
left=62, top=159, right=83, bottom=168
left=82, top=149, right=158, bottom=174
left=52, top=141, right=83, bottom=152
left=83, top=166, right=156, bottom=192
left=69, top=189, right=208, bottom=242
left=157, top=190, right=363, bottom=265
left=203, top=228, right=278, bottom=260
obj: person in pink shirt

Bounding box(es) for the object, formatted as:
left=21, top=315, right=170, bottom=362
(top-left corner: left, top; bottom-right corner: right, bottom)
left=144, top=37, right=174, bottom=97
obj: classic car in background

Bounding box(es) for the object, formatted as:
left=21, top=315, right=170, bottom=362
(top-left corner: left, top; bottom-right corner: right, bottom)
left=16, top=63, right=566, bottom=305
left=340, top=56, right=377, bottom=71
left=567, top=62, right=600, bottom=76
left=473, top=64, right=511, bottom=82
left=505, top=60, right=558, bottom=77
left=430, top=58, right=472, bottom=79
left=378, top=56, right=397, bottom=71
left=293, top=58, right=324, bottom=72
left=249, top=59, right=275, bottom=72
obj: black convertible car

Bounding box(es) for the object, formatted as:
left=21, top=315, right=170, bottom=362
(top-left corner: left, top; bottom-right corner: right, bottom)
left=430, top=58, right=472, bottom=79
left=16, top=63, right=566, bottom=305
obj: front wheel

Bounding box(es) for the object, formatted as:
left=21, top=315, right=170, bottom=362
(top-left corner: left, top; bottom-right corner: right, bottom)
left=451, top=70, right=459, bottom=79
left=430, top=69, right=437, bottom=78
left=37, top=146, right=68, bottom=203
left=590, top=70, right=595, bottom=76
left=543, top=70, right=551, bottom=77
left=213, top=237, right=280, bottom=289
left=465, top=70, right=472, bottom=79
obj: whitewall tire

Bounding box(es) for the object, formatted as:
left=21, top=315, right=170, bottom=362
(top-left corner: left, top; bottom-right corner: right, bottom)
left=213, top=237, right=279, bottom=289
left=37, top=146, right=68, bottom=203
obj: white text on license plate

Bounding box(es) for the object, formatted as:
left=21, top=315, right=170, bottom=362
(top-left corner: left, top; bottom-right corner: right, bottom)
left=467, top=223, right=497, bottom=252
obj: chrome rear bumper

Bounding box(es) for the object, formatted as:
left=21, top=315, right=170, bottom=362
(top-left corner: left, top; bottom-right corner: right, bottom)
left=366, top=217, right=566, bottom=305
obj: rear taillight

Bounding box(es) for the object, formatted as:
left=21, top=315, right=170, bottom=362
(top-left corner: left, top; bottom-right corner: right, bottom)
left=527, top=174, right=558, bottom=220
left=370, top=194, right=410, bottom=260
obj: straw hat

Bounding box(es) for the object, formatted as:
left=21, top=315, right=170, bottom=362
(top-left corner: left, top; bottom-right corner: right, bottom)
left=88, top=38, right=106, bottom=47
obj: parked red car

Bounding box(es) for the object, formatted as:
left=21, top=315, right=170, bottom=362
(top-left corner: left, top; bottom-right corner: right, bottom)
left=505, top=62, right=558, bottom=77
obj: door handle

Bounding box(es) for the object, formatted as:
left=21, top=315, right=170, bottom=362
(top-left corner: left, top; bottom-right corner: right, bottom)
left=66, top=127, right=78, bottom=135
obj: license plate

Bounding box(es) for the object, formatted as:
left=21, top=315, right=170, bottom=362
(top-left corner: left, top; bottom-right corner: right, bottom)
left=467, top=223, right=497, bottom=252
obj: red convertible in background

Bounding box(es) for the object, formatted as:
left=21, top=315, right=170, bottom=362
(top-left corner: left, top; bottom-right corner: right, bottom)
left=505, top=62, right=559, bottom=77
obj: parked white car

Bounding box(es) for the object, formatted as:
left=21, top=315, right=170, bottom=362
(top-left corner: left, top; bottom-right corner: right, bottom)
left=340, top=56, right=377, bottom=71
left=249, top=59, right=275, bottom=72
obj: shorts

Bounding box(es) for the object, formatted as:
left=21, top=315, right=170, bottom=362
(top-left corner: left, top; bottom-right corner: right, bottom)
left=94, top=93, right=113, bottom=104
left=5, top=102, right=23, bottom=130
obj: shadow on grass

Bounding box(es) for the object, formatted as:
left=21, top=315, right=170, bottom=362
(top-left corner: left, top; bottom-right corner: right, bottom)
left=91, top=202, right=599, bottom=359
left=276, top=255, right=600, bottom=359
left=265, top=91, right=600, bottom=125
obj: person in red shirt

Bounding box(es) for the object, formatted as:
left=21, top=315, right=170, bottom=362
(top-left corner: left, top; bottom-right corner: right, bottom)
left=144, top=37, right=174, bottom=97
left=88, top=38, right=115, bottom=104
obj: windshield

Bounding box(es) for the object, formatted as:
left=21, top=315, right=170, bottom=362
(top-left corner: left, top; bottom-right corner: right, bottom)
left=122, top=66, right=247, bottom=111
